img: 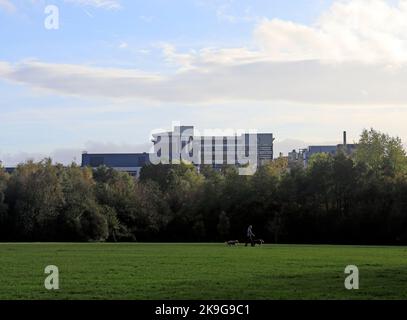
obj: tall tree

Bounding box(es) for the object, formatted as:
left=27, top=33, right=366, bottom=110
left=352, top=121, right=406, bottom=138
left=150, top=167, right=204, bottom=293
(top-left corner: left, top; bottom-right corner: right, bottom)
left=5, top=159, right=64, bottom=240
left=356, top=128, right=407, bottom=178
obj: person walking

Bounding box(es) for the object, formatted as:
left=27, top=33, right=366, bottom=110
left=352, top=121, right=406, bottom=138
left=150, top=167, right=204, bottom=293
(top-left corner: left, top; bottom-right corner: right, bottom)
left=245, top=225, right=255, bottom=247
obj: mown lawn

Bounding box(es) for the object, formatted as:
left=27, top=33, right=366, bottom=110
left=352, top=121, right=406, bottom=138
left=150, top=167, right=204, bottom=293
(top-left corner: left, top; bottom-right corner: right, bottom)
left=0, top=243, right=406, bottom=300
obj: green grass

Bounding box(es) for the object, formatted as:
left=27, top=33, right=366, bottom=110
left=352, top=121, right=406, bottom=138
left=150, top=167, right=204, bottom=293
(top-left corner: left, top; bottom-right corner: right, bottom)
left=0, top=243, right=407, bottom=300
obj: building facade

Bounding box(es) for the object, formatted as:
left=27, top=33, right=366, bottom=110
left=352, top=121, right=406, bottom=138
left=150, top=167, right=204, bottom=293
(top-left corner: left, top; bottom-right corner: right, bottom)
left=288, top=131, right=357, bottom=168
left=81, top=125, right=274, bottom=176
left=151, top=125, right=274, bottom=170
left=81, top=152, right=150, bottom=177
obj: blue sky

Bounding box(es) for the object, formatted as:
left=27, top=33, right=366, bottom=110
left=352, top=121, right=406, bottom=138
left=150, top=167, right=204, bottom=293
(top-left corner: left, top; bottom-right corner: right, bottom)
left=0, top=1, right=331, bottom=63
left=1, top=0, right=407, bottom=165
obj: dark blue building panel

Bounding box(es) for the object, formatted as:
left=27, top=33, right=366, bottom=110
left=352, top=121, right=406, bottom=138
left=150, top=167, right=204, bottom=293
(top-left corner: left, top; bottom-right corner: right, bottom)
left=81, top=153, right=150, bottom=168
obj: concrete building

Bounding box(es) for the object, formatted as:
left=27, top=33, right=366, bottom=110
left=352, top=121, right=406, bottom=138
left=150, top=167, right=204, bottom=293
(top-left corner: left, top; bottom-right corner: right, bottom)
left=80, top=124, right=273, bottom=177
left=81, top=152, right=150, bottom=177
left=288, top=131, right=357, bottom=168
left=287, top=148, right=308, bottom=168
left=151, top=125, right=274, bottom=170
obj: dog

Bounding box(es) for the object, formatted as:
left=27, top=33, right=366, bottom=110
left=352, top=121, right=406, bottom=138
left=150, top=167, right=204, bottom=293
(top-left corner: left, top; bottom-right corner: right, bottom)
left=225, top=240, right=239, bottom=246
left=253, top=239, right=265, bottom=246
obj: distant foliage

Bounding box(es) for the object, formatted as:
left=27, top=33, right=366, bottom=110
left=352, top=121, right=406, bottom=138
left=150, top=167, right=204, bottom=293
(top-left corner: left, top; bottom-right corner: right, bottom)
left=1, top=128, right=407, bottom=244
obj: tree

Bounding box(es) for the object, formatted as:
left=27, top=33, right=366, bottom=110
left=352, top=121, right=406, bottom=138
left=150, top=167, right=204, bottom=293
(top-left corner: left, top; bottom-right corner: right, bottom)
left=0, top=167, right=9, bottom=239
left=79, top=207, right=109, bottom=241
left=267, top=211, right=284, bottom=244
left=163, top=162, right=206, bottom=241
left=94, top=166, right=170, bottom=241
left=58, top=164, right=107, bottom=241
left=307, top=153, right=334, bottom=213
left=331, top=152, right=357, bottom=216
left=355, top=128, right=407, bottom=178
left=94, top=167, right=139, bottom=240
left=6, top=159, right=64, bottom=240
left=139, top=164, right=172, bottom=191
left=217, top=211, right=230, bottom=240
left=1, top=127, right=407, bottom=245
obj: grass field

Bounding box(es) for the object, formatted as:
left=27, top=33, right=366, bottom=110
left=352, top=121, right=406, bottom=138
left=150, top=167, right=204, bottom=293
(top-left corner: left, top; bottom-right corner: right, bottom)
left=0, top=243, right=407, bottom=300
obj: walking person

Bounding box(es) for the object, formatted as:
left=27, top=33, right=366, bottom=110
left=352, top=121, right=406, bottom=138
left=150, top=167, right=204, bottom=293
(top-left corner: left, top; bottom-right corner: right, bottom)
left=245, top=225, right=255, bottom=247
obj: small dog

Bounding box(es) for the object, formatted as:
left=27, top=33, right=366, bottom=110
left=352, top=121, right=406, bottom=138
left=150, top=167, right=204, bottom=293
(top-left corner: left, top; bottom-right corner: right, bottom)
left=225, top=240, right=239, bottom=246
left=254, top=239, right=265, bottom=246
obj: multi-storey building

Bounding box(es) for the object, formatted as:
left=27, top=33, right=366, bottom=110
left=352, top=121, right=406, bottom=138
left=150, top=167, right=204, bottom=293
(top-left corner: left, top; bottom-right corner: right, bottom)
left=81, top=125, right=274, bottom=176
left=151, top=125, right=274, bottom=170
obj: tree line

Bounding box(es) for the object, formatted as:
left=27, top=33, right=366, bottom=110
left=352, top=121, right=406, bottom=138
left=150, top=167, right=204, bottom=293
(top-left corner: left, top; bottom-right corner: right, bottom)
left=1, top=128, right=407, bottom=244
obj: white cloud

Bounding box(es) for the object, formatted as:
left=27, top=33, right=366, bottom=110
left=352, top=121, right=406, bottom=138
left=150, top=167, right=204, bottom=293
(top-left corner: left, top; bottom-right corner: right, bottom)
left=0, top=0, right=121, bottom=12
left=0, top=0, right=15, bottom=13
left=82, top=141, right=150, bottom=154
left=64, top=0, right=121, bottom=10
left=196, top=0, right=258, bottom=24
left=139, top=15, right=154, bottom=23
left=216, top=3, right=258, bottom=23
left=118, top=41, right=128, bottom=49
left=255, top=0, right=407, bottom=63
left=2, top=0, right=407, bottom=106
left=0, top=61, right=12, bottom=74
left=2, top=56, right=407, bottom=106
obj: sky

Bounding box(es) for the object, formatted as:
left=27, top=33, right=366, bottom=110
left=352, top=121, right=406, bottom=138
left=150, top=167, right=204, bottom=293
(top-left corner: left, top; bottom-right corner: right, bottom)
left=1, top=0, right=407, bottom=165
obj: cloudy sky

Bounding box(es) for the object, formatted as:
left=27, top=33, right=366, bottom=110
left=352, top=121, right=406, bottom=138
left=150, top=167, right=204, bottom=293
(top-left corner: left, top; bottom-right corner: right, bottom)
left=1, top=0, right=407, bottom=165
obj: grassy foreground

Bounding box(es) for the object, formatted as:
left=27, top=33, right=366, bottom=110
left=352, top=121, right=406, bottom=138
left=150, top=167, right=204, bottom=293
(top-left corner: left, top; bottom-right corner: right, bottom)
left=0, top=243, right=406, bottom=300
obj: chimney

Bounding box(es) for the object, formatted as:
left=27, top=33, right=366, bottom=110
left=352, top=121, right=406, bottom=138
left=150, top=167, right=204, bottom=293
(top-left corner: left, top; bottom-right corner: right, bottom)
left=343, top=131, right=347, bottom=146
